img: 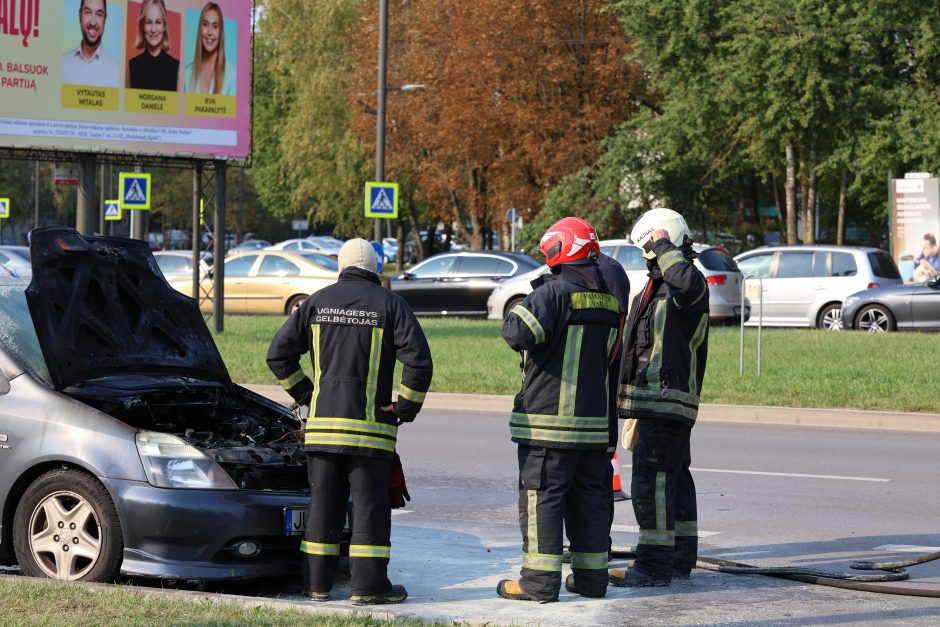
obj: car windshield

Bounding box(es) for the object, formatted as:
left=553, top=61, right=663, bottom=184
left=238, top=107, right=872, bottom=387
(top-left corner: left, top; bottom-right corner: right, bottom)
left=297, top=252, right=339, bottom=271
left=868, top=251, right=901, bottom=280
left=698, top=248, right=739, bottom=272
left=0, top=284, right=52, bottom=387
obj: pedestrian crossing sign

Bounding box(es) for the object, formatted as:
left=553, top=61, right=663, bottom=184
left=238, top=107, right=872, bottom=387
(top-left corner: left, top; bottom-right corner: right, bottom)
left=0, top=198, right=9, bottom=219
left=365, top=182, right=399, bottom=219
left=120, top=173, right=151, bottom=210
left=104, top=199, right=121, bottom=221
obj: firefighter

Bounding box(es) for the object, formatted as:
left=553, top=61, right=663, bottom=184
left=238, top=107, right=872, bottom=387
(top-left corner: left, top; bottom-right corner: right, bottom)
left=611, top=208, right=708, bottom=587
left=498, top=217, right=621, bottom=602
left=267, top=238, right=432, bottom=605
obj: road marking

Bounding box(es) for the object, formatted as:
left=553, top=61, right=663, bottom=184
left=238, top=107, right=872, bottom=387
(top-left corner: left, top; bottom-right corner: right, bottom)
left=391, top=510, right=414, bottom=516
left=610, top=523, right=721, bottom=538
left=874, top=544, right=940, bottom=553
left=622, top=464, right=889, bottom=482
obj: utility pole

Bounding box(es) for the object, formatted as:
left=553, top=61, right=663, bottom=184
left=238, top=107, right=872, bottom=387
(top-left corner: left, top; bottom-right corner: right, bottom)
left=76, top=155, right=96, bottom=235
left=374, top=0, right=388, bottom=243
left=33, top=161, right=39, bottom=233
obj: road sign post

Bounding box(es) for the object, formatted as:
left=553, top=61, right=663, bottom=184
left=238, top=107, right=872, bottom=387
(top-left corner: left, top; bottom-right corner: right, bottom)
left=0, top=198, right=9, bottom=243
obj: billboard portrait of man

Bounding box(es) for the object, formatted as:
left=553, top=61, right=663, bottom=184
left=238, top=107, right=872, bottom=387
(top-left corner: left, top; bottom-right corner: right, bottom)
left=62, top=0, right=121, bottom=88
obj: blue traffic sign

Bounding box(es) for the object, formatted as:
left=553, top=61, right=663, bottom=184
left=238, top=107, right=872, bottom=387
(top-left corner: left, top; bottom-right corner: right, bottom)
left=365, top=182, right=399, bottom=219
left=104, top=199, right=121, bottom=221
left=119, top=173, right=151, bottom=210
left=0, top=198, right=9, bottom=219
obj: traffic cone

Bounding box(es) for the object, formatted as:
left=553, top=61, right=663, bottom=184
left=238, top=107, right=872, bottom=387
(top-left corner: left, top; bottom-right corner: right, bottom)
left=611, top=451, right=629, bottom=501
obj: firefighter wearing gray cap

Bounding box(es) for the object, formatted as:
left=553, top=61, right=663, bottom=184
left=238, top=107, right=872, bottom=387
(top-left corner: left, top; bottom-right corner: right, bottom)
left=610, top=208, right=708, bottom=587
left=267, top=238, right=432, bottom=605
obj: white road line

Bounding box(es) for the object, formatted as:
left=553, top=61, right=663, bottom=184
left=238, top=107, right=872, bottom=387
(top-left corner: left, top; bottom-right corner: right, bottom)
left=874, top=544, right=940, bottom=553
left=391, top=509, right=414, bottom=516
left=621, top=464, right=889, bottom=482
left=610, top=524, right=721, bottom=538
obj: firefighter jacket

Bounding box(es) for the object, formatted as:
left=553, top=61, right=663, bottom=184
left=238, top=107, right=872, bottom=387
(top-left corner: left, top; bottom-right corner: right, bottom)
left=266, top=267, right=433, bottom=459
left=618, top=239, right=709, bottom=428
left=503, top=263, right=621, bottom=450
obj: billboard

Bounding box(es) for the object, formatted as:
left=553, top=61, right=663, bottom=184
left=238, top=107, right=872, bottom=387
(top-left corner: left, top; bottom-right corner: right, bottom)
left=0, top=0, right=252, bottom=161
left=890, top=176, right=940, bottom=283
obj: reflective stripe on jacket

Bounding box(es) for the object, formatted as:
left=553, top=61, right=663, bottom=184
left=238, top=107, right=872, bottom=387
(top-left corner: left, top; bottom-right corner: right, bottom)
left=618, top=240, right=709, bottom=427
left=503, top=263, right=621, bottom=450
left=266, top=268, right=433, bottom=459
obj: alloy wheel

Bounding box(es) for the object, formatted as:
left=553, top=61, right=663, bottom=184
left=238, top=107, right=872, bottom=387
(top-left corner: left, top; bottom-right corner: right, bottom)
left=27, top=491, right=102, bottom=580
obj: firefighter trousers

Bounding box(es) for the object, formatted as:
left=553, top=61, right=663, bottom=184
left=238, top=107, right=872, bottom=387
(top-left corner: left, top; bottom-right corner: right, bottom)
left=517, top=445, right=610, bottom=600
left=631, top=419, right=697, bottom=579
left=302, top=452, right=393, bottom=596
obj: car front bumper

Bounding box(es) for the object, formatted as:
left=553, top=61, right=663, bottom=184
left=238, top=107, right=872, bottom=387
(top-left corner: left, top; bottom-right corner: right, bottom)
left=103, top=478, right=308, bottom=580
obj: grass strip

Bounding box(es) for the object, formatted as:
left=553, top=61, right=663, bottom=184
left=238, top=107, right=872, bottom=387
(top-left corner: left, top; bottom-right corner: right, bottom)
left=212, top=317, right=939, bottom=413
left=0, top=577, right=431, bottom=626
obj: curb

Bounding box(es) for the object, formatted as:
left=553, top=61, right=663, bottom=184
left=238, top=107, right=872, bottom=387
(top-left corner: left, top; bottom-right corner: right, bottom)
left=242, top=384, right=940, bottom=433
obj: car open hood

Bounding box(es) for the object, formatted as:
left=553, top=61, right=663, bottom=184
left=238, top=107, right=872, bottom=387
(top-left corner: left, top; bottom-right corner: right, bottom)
left=25, top=227, right=232, bottom=390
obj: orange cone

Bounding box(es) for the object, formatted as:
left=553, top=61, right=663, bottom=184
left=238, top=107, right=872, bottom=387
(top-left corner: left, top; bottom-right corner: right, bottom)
left=611, top=451, right=629, bottom=502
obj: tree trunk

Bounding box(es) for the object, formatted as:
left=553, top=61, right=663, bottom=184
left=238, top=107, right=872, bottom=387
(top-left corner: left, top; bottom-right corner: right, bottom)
left=836, top=167, right=847, bottom=246
left=406, top=202, right=423, bottom=264
left=805, top=153, right=817, bottom=244
left=448, top=190, right=472, bottom=246
left=785, top=142, right=798, bottom=244
left=468, top=168, right=484, bottom=250
left=772, top=173, right=784, bottom=227
left=395, top=219, right=404, bottom=272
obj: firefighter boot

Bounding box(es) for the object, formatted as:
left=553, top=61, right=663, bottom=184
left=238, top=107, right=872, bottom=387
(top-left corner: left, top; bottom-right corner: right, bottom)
left=350, top=584, right=408, bottom=606
left=496, top=579, right=549, bottom=602
left=304, top=591, right=330, bottom=602
left=565, top=574, right=606, bottom=598
left=609, top=566, right=671, bottom=587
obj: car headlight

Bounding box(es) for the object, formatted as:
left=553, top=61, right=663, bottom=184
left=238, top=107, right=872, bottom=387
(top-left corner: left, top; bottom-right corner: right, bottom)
left=136, top=432, right=237, bottom=490
left=843, top=296, right=860, bottom=308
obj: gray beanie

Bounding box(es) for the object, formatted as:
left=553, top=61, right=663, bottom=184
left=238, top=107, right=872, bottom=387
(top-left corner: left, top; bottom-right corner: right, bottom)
left=337, top=238, right=378, bottom=273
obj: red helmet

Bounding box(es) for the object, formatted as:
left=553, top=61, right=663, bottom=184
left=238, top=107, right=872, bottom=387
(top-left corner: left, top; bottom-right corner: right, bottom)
left=538, top=217, right=600, bottom=267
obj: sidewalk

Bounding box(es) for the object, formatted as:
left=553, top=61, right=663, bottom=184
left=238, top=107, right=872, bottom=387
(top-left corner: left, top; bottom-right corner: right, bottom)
left=242, top=384, right=940, bottom=433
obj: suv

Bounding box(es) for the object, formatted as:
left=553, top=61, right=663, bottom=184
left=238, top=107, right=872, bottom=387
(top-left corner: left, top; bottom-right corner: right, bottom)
left=734, top=245, right=902, bottom=329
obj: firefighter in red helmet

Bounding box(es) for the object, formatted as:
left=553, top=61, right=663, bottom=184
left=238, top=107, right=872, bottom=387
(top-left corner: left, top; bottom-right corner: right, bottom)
left=497, top=217, right=621, bottom=602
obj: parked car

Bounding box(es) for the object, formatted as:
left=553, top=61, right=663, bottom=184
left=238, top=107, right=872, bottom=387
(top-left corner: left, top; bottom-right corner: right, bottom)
left=152, top=251, right=211, bottom=284
left=735, top=245, right=902, bottom=329
left=227, top=239, right=271, bottom=256
left=381, top=237, right=398, bottom=264
left=487, top=240, right=748, bottom=323
left=270, top=238, right=341, bottom=258
left=169, top=250, right=338, bottom=315
left=0, top=227, right=308, bottom=582
left=391, top=251, right=541, bottom=316
left=303, top=236, right=344, bottom=257
left=842, top=274, right=940, bottom=332
left=0, top=246, right=31, bottom=275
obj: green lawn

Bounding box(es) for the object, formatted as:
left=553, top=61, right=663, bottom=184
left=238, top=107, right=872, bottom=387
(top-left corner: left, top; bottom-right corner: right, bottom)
left=213, top=317, right=939, bottom=413
left=0, top=577, right=428, bottom=626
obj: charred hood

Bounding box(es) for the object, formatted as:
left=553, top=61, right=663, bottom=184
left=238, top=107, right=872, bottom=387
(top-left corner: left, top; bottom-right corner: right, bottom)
left=26, top=227, right=232, bottom=390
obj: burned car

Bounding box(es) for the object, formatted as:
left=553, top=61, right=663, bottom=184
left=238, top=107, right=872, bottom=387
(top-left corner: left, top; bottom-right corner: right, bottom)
left=0, top=227, right=308, bottom=582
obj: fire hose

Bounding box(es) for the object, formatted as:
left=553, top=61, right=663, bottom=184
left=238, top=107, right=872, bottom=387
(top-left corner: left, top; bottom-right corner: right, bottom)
left=607, top=547, right=940, bottom=598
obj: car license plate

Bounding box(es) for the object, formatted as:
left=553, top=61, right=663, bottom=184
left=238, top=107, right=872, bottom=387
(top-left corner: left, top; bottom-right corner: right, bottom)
left=283, top=507, right=307, bottom=536
left=744, top=283, right=761, bottom=299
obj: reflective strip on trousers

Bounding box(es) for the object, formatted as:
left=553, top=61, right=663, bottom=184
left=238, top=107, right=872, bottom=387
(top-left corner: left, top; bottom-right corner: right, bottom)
left=688, top=313, right=708, bottom=394
left=527, top=489, right=538, bottom=554
left=523, top=552, right=563, bottom=572
left=511, top=304, right=546, bottom=344
left=676, top=520, right=698, bottom=537
left=399, top=384, right=426, bottom=403
left=570, top=551, right=609, bottom=570
left=364, top=326, right=384, bottom=422
left=348, top=544, right=391, bottom=559
left=639, top=472, right=675, bottom=546
left=301, top=541, right=340, bottom=556
left=558, top=325, right=584, bottom=417
left=278, top=368, right=305, bottom=391
left=310, top=324, right=322, bottom=410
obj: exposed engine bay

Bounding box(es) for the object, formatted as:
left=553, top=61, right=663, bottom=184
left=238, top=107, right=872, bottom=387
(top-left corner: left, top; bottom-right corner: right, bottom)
left=66, top=377, right=308, bottom=491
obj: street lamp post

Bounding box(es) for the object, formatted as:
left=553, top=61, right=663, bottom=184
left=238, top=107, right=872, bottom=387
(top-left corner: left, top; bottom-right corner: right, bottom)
left=374, top=0, right=388, bottom=243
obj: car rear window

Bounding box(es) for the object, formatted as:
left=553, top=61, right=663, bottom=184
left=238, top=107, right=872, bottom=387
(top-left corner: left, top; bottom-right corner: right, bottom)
left=868, top=251, right=901, bottom=279
left=697, top=248, right=739, bottom=272
left=455, top=256, right=506, bottom=276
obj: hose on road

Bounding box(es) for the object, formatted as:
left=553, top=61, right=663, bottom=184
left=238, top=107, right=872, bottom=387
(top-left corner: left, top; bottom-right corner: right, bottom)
left=607, top=546, right=940, bottom=598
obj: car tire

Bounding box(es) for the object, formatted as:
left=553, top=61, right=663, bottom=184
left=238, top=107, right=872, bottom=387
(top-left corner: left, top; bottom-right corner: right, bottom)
left=286, top=295, right=308, bottom=316
left=503, top=296, right=525, bottom=320
left=817, top=303, right=843, bottom=331
left=856, top=304, right=895, bottom=333
left=13, top=469, right=122, bottom=582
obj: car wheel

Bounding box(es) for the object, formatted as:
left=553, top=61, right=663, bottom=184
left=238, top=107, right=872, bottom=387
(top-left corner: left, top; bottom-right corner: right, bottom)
left=817, top=303, right=843, bottom=331
left=856, top=304, right=895, bottom=333
left=503, top=296, right=525, bottom=320
left=13, top=469, right=122, bottom=582
left=286, top=295, right=308, bottom=316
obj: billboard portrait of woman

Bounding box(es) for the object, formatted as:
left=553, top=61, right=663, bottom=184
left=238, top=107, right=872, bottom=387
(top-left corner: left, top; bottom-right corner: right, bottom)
left=126, top=0, right=181, bottom=92
left=185, top=2, right=236, bottom=96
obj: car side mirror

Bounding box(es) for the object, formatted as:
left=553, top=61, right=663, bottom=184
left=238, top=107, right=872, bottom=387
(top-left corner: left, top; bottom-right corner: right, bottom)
left=929, top=276, right=940, bottom=288
left=0, top=371, right=10, bottom=395
left=402, top=272, right=413, bottom=280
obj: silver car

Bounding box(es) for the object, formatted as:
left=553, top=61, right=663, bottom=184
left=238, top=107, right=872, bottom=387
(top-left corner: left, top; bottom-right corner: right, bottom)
left=0, top=228, right=308, bottom=582
left=0, top=246, right=31, bottom=276
left=735, top=245, right=903, bottom=329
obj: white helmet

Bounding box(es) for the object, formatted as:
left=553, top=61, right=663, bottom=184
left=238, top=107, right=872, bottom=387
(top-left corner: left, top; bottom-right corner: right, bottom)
left=629, top=208, right=691, bottom=259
